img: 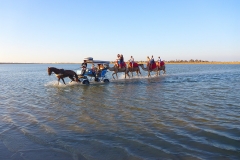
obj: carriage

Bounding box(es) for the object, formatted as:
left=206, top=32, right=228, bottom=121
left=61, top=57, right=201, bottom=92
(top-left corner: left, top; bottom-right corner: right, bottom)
left=77, top=57, right=110, bottom=84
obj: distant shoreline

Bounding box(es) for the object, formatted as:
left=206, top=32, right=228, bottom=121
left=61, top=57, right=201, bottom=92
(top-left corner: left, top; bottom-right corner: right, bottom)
left=113, top=61, right=240, bottom=65
left=1, top=62, right=240, bottom=65
left=165, top=62, right=240, bottom=65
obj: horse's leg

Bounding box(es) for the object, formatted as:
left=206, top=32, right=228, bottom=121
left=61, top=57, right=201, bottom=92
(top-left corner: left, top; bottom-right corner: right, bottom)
left=61, top=78, right=66, bottom=85
left=58, top=78, right=60, bottom=85
left=69, top=76, right=74, bottom=82
left=112, top=73, right=115, bottom=79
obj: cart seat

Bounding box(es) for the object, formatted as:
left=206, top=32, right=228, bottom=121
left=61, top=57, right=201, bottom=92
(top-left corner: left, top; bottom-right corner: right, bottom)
left=101, top=69, right=107, bottom=77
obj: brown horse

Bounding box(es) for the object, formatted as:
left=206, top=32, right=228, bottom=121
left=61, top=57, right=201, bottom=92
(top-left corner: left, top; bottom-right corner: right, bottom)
left=47, top=67, right=79, bottom=85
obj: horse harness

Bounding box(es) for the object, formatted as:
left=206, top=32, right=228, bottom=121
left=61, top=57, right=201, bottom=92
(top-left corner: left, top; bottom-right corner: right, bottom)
left=55, top=69, right=65, bottom=77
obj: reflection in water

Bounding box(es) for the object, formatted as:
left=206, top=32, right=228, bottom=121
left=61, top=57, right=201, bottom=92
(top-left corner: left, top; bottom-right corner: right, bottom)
left=0, top=64, right=240, bottom=159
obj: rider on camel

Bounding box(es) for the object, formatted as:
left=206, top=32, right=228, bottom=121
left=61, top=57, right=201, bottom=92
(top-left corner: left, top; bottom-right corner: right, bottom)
left=116, top=54, right=121, bottom=68
left=147, top=56, right=150, bottom=67
left=157, top=56, right=161, bottom=67
left=150, top=55, right=154, bottom=69
left=129, top=56, right=134, bottom=67
left=119, top=54, right=124, bottom=68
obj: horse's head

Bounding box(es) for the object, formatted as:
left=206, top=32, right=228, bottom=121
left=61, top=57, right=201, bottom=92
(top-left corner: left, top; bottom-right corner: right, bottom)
left=47, top=67, right=52, bottom=75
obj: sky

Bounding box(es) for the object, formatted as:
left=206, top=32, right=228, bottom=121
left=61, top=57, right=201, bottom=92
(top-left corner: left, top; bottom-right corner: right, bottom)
left=0, top=0, right=239, bottom=63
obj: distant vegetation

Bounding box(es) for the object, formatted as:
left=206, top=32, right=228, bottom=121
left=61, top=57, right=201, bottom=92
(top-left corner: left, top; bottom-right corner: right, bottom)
left=110, top=59, right=240, bottom=64
left=165, top=59, right=209, bottom=63
left=111, top=59, right=209, bottom=63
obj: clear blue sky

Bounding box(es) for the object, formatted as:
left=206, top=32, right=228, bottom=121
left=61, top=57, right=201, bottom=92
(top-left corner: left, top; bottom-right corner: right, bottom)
left=0, top=0, right=239, bottom=63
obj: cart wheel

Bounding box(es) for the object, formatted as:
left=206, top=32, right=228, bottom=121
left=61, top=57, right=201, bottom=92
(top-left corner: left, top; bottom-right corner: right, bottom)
left=82, top=80, right=90, bottom=85
left=103, top=79, right=109, bottom=83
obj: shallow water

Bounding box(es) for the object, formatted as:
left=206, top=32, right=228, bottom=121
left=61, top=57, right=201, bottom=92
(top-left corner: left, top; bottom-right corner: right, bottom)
left=0, top=64, right=240, bottom=160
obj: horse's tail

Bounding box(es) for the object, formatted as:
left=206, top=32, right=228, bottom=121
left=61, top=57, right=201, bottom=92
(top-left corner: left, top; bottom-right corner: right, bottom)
left=74, top=72, right=79, bottom=82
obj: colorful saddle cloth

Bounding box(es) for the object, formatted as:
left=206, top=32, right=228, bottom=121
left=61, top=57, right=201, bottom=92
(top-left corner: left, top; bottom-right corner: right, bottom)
left=148, top=62, right=157, bottom=70
left=119, top=62, right=126, bottom=68
left=158, top=61, right=165, bottom=67
left=129, top=62, right=138, bottom=67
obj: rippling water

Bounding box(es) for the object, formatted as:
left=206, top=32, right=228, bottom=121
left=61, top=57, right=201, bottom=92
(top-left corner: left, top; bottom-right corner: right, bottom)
left=0, top=64, right=240, bottom=160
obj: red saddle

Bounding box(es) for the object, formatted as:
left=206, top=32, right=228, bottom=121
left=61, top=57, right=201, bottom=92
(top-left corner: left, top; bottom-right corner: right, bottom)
left=119, top=62, right=126, bottom=68
left=129, top=62, right=138, bottom=67
left=148, top=62, right=157, bottom=70
left=158, top=61, right=165, bottom=67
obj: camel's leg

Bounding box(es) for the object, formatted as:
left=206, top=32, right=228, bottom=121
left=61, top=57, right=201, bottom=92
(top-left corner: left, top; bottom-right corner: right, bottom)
left=126, top=72, right=130, bottom=78
left=138, top=69, right=141, bottom=76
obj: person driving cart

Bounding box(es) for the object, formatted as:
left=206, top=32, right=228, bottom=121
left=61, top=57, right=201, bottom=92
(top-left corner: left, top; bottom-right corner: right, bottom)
left=80, top=60, right=87, bottom=76
left=91, top=64, right=98, bottom=81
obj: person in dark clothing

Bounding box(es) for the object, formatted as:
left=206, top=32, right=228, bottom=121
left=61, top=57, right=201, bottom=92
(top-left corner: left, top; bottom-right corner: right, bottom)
left=81, top=60, right=87, bottom=68
left=91, top=64, right=98, bottom=81
left=119, top=54, right=124, bottom=68
left=80, top=60, right=87, bottom=76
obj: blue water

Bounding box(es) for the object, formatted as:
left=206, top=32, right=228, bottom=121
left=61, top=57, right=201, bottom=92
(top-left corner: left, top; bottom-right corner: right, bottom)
left=0, top=64, right=240, bottom=160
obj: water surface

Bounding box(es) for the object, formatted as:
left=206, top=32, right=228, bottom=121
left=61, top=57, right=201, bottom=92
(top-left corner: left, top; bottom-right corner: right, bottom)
left=0, top=64, right=240, bottom=159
